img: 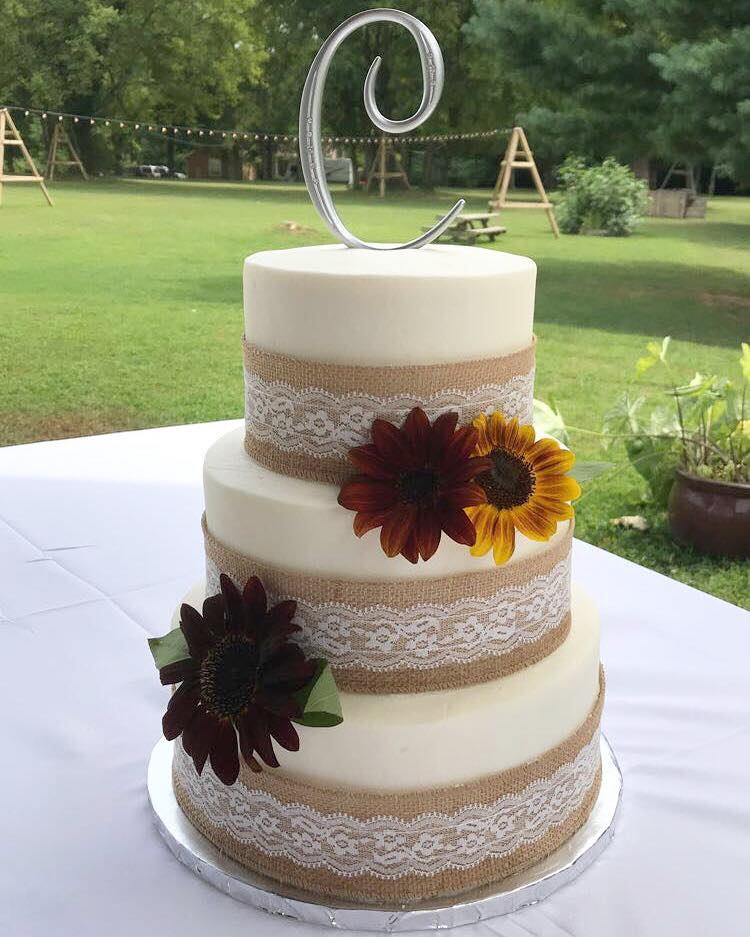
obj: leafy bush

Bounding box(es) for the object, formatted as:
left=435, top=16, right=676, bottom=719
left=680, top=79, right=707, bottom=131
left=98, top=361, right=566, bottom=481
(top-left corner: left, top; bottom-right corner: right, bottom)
left=556, top=157, right=648, bottom=236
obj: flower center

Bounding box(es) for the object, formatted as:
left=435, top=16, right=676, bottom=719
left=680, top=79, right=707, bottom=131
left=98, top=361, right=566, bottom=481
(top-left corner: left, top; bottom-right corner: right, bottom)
left=478, top=448, right=535, bottom=510
left=200, top=634, right=257, bottom=718
left=397, top=467, right=438, bottom=503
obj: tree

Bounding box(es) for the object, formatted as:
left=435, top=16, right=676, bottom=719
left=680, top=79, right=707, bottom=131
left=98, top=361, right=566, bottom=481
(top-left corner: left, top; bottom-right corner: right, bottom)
left=248, top=1, right=508, bottom=183
left=0, top=0, right=265, bottom=172
left=464, top=0, right=750, bottom=183
left=653, top=27, right=750, bottom=183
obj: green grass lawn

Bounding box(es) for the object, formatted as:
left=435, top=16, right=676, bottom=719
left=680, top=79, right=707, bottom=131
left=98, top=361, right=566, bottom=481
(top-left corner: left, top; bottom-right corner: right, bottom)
left=1, top=178, right=748, bottom=608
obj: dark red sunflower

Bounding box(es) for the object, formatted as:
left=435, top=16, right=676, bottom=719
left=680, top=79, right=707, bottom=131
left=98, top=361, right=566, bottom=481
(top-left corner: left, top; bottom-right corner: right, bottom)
left=337, top=407, right=490, bottom=563
left=159, top=575, right=315, bottom=785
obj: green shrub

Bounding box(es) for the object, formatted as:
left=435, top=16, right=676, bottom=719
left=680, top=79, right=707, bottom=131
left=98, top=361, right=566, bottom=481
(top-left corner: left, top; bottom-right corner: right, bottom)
left=556, top=156, right=648, bottom=236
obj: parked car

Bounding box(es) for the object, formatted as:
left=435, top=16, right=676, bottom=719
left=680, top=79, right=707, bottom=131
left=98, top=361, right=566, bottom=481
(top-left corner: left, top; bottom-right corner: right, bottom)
left=134, top=164, right=164, bottom=178
left=133, top=165, right=187, bottom=180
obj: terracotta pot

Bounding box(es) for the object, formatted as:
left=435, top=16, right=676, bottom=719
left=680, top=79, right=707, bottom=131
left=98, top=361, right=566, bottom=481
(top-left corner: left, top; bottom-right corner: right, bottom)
left=668, top=468, right=750, bottom=558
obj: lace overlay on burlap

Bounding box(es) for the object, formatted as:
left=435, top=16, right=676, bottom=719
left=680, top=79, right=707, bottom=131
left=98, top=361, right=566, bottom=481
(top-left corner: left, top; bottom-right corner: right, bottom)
left=243, top=371, right=535, bottom=462
left=174, top=732, right=600, bottom=879
left=205, top=554, right=569, bottom=673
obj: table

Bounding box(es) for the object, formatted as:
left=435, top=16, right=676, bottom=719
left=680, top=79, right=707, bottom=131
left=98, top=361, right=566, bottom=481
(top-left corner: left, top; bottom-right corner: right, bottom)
left=427, top=211, right=506, bottom=243
left=1, top=421, right=748, bottom=937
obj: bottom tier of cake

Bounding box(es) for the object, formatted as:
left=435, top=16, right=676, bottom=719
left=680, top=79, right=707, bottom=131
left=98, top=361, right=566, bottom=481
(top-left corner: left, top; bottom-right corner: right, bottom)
left=170, top=583, right=603, bottom=904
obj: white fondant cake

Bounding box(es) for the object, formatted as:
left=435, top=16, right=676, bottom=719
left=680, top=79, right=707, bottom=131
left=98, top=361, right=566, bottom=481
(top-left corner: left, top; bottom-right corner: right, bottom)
left=244, top=244, right=536, bottom=363
left=169, top=244, right=604, bottom=904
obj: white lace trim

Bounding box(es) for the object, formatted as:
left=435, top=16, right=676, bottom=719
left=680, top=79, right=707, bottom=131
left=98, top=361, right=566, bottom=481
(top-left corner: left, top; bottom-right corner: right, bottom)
left=174, top=733, right=599, bottom=879
left=244, top=371, right=535, bottom=460
left=205, top=557, right=570, bottom=672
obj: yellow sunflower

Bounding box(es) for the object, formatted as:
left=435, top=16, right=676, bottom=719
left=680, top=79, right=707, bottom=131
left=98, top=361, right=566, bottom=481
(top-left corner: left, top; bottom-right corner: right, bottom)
left=466, top=412, right=581, bottom=565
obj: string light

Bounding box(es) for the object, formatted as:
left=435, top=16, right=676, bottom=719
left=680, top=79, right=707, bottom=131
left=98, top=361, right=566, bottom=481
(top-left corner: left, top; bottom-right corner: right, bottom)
left=5, top=105, right=505, bottom=146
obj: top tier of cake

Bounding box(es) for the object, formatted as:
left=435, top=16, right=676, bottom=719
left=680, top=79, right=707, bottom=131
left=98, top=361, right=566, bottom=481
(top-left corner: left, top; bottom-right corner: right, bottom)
left=243, top=244, right=536, bottom=365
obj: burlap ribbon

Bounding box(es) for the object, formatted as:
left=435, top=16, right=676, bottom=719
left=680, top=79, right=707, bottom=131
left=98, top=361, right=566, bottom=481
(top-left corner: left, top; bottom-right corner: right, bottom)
left=242, top=336, right=536, bottom=485
left=203, top=516, right=573, bottom=693
left=173, top=669, right=604, bottom=904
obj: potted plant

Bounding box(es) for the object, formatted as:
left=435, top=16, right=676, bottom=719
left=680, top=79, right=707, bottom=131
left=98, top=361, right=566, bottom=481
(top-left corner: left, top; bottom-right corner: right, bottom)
left=602, top=339, right=750, bottom=558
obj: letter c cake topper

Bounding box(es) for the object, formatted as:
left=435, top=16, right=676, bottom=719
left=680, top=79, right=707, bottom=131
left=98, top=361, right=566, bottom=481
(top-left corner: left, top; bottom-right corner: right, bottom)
left=299, top=8, right=464, bottom=250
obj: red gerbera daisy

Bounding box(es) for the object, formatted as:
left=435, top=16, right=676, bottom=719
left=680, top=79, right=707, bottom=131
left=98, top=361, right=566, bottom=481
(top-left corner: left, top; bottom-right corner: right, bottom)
left=337, top=407, right=490, bottom=563
left=159, top=575, right=315, bottom=785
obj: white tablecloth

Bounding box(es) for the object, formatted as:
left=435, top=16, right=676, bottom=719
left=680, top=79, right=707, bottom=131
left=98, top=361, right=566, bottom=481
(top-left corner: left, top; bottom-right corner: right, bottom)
left=1, top=421, right=748, bottom=937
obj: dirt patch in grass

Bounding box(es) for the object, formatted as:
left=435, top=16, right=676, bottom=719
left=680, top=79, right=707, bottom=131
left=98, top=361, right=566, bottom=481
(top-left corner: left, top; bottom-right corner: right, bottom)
left=0, top=409, right=144, bottom=447
left=699, top=291, right=750, bottom=309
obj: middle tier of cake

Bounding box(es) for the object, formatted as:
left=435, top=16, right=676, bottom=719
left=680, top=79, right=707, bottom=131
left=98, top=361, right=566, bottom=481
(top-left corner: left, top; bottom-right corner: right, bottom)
left=203, top=427, right=575, bottom=693
left=204, top=426, right=571, bottom=580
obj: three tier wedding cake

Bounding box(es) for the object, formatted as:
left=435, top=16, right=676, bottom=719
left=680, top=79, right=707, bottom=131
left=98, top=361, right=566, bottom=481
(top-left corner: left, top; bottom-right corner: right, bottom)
left=150, top=242, right=605, bottom=904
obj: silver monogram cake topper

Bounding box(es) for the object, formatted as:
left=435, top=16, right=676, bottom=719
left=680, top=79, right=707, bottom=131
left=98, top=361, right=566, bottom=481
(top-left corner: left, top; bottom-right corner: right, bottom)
left=299, top=8, right=464, bottom=250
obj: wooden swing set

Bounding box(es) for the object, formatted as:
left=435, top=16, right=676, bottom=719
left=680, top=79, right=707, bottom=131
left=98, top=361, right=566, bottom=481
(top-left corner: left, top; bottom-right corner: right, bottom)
left=0, top=108, right=89, bottom=206
left=368, top=125, right=559, bottom=238
left=490, top=126, right=559, bottom=237
left=0, top=108, right=53, bottom=205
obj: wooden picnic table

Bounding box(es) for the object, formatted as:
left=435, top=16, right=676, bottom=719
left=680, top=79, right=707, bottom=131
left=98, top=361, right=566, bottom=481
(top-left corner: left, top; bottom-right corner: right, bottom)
left=425, top=210, right=506, bottom=243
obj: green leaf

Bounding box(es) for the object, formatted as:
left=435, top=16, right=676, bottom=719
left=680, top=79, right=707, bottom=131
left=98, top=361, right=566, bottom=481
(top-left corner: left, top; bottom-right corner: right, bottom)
left=624, top=436, right=678, bottom=508
left=533, top=397, right=569, bottom=444
left=148, top=626, right=189, bottom=671
left=602, top=391, right=645, bottom=443
left=740, top=343, right=750, bottom=381
left=637, top=337, right=670, bottom=376
left=635, top=354, right=656, bottom=376
left=570, top=461, right=614, bottom=483
left=293, top=660, right=343, bottom=728
left=648, top=405, right=681, bottom=437
left=672, top=372, right=717, bottom=397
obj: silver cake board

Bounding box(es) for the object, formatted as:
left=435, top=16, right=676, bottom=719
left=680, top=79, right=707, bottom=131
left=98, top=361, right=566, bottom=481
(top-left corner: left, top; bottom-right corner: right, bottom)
left=148, top=736, right=622, bottom=931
